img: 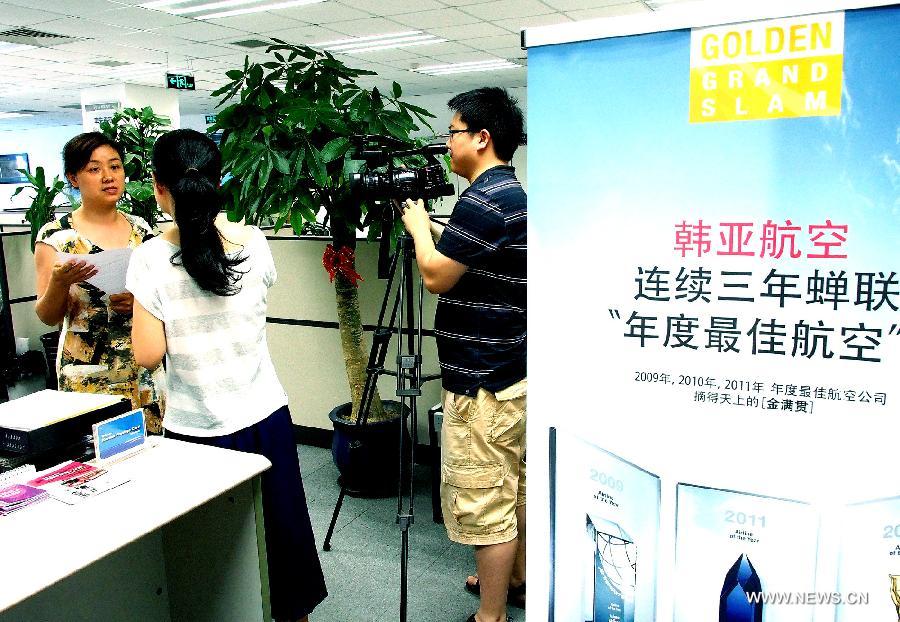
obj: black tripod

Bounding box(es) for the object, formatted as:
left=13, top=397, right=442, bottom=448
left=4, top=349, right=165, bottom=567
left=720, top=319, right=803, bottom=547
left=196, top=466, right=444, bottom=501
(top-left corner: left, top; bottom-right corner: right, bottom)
left=322, top=229, right=439, bottom=622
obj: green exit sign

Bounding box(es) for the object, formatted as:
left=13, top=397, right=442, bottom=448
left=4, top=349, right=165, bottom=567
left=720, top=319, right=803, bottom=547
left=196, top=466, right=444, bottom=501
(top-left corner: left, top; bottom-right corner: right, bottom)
left=205, top=114, right=217, bottom=124
left=166, top=73, right=195, bottom=90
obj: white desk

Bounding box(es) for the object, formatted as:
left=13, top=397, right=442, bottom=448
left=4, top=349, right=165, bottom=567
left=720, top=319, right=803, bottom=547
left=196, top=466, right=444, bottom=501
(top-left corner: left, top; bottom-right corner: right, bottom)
left=0, top=438, right=272, bottom=622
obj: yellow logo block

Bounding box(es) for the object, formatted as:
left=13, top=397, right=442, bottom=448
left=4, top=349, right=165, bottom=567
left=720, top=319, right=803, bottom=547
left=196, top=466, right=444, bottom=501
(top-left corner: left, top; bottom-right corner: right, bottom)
left=689, top=13, right=844, bottom=123
left=689, top=55, right=842, bottom=123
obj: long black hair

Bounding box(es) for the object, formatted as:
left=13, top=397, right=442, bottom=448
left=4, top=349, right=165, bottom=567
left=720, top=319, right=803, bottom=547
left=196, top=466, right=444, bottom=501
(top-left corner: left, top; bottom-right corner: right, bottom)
left=152, top=129, right=245, bottom=296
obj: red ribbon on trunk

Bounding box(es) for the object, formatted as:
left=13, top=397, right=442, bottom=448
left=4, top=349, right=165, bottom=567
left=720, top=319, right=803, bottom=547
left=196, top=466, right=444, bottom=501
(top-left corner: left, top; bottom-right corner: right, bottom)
left=322, top=244, right=363, bottom=287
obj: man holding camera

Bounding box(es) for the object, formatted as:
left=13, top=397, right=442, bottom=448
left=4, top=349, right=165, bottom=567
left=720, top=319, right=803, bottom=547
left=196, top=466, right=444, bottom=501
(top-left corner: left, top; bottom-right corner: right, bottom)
left=400, top=87, right=526, bottom=622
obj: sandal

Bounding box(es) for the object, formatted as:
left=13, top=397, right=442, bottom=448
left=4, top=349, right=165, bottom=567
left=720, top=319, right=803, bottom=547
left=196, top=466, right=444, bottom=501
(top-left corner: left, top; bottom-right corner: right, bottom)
left=465, top=616, right=513, bottom=622
left=464, top=576, right=526, bottom=609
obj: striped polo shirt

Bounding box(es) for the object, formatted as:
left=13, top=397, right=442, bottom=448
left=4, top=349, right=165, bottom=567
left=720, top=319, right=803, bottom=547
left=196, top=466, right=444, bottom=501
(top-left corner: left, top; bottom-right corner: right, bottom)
left=435, top=164, right=527, bottom=396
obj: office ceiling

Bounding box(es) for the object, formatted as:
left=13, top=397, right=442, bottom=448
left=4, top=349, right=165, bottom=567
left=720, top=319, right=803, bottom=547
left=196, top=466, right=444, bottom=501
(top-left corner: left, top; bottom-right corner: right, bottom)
left=0, top=0, right=701, bottom=129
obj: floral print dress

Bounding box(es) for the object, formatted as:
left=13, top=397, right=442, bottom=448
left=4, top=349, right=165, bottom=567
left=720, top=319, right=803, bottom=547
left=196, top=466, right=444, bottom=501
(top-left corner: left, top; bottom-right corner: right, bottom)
left=37, top=213, right=165, bottom=433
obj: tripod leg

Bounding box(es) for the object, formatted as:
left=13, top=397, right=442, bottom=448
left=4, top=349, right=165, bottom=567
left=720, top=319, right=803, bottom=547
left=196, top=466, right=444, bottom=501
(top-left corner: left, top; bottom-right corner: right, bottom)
left=400, top=528, right=410, bottom=621
left=322, top=487, right=347, bottom=551
left=394, top=234, right=424, bottom=622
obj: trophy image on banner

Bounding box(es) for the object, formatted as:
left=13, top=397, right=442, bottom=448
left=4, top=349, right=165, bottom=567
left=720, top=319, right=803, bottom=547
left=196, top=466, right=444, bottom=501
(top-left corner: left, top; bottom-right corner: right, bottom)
left=835, top=496, right=900, bottom=621
left=891, top=575, right=900, bottom=621
left=549, top=428, right=660, bottom=622
left=673, top=483, right=818, bottom=622
left=720, top=554, right=763, bottom=622
left=584, top=512, right=636, bottom=622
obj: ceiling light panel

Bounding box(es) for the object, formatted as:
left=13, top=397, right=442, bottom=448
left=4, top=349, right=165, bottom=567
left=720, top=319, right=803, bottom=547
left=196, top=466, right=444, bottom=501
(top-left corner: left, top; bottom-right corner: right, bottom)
left=315, top=31, right=446, bottom=55
left=413, top=59, right=521, bottom=76
left=141, top=0, right=325, bottom=20
left=0, top=42, right=35, bottom=54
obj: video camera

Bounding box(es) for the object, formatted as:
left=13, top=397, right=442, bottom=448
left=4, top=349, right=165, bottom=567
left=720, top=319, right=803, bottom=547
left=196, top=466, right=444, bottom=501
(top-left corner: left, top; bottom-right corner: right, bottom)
left=349, top=134, right=454, bottom=202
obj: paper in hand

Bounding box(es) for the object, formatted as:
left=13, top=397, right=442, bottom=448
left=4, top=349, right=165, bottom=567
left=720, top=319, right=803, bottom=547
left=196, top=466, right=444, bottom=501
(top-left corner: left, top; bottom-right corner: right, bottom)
left=59, top=248, right=133, bottom=295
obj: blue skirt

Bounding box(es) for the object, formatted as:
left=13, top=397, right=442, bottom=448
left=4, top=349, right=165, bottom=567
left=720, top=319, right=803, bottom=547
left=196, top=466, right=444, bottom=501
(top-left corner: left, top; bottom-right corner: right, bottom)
left=166, top=405, right=328, bottom=620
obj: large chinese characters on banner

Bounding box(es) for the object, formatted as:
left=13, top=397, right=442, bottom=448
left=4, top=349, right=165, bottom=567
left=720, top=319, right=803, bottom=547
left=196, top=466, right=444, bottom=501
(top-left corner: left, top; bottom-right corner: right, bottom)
left=631, top=217, right=893, bottom=387
left=528, top=4, right=899, bottom=621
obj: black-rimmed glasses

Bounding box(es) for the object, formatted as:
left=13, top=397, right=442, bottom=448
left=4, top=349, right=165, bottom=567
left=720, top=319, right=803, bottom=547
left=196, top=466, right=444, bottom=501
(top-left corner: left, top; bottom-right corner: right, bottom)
left=440, top=128, right=480, bottom=138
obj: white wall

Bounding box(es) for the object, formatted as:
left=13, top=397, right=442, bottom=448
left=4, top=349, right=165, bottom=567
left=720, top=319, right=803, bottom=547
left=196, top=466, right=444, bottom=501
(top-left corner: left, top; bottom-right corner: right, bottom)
left=180, top=114, right=214, bottom=132
left=2, top=231, right=442, bottom=437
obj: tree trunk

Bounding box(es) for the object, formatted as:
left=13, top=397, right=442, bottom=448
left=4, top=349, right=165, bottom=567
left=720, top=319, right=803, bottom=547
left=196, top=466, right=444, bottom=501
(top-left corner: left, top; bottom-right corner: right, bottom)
left=333, top=258, right=385, bottom=423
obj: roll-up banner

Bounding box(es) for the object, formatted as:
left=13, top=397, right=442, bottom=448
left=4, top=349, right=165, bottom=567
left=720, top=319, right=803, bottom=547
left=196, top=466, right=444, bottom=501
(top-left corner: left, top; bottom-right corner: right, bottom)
left=525, top=2, right=899, bottom=620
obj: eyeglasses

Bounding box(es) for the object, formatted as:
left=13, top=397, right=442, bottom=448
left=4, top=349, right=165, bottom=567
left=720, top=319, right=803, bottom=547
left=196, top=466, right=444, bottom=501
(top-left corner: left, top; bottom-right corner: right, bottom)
left=442, top=128, right=480, bottom=138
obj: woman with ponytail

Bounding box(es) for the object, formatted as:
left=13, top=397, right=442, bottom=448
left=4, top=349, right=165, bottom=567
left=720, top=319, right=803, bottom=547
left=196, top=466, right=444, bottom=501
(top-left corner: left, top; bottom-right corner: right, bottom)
left=126, top=129, right=327, bottom=622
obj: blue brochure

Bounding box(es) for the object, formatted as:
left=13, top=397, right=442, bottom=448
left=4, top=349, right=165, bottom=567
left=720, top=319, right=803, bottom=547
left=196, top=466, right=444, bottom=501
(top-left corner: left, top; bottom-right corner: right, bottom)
left=93, top=408, right=145, bottom=461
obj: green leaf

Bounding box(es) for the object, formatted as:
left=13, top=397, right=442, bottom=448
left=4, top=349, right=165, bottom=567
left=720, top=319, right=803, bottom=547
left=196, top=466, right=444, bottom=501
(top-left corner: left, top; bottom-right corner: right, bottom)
left=381, top=114, right=414, bottom=140
left=226, top=200, right=243, bottom=223
left=289, top=209, right=305, bottom=236
left=296, top=191, right=320, bottom=218
left=305, top=144, right=328, bottom=188
left=319, top=137, right=350, bottom=163
left=320, top=115, right=349, bottom=134
left=258, top=156, right=274, bottom=189
left=334, top=89, right=357, bottom=108
left=272, top=151, right=291, bottom=174
left=259, top=193, right=278, bottom=220
left=240, top=159, right=262, bottom=201
left=401, top=102, right=434, bottom=118
left=295, top=46, right=317, bottom=60
left=392, top=81, right=402, bottom=98
left=348, top=94, right=370, bottom=122
left=211, top=83, right=233, bottom=97
left=248, top=63, right=263, bottom=85
left=258, top=86, right=271, bottom=108
left=246, top=194, right=262, bottom=223
left=273, top=210, right=289, bottom=233
left=291, top=145, right=306, bottom=177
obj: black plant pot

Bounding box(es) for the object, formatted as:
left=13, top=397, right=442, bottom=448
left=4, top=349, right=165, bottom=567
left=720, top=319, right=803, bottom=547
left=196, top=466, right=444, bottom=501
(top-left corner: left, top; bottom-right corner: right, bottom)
left=329, top=400, right=410, bottom=497
left=40, top=330, right=60, bottom=390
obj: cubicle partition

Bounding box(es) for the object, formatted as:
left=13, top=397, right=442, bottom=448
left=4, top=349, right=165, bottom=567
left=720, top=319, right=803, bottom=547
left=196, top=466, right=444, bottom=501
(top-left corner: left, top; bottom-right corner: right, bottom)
left=0, top=228, right=442, bottom=436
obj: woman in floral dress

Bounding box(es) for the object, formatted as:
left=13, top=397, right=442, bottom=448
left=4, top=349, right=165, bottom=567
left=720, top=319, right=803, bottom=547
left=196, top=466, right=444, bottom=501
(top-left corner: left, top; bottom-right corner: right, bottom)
left=33, top=132, right=164, bottom=432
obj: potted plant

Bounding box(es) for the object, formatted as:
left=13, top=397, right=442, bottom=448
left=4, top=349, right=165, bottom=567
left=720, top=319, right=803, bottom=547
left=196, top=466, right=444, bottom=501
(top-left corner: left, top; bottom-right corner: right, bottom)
left=12, top=166, right=66, bottom=252
left=99, top=106, right=171, bottom=228
left=211, top=40, right=437, bottom=493
left=11, top=166, right=68, bottom=387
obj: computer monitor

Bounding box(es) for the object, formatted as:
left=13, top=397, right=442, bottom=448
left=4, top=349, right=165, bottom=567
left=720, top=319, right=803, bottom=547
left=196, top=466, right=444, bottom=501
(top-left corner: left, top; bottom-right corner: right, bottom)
left=0, top=154, right=29, bottom=184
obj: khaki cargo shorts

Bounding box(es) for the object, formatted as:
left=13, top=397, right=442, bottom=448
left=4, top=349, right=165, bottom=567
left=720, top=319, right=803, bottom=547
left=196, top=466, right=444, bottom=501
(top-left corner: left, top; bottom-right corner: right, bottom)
left=440, top=378, right=526, bottom=546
